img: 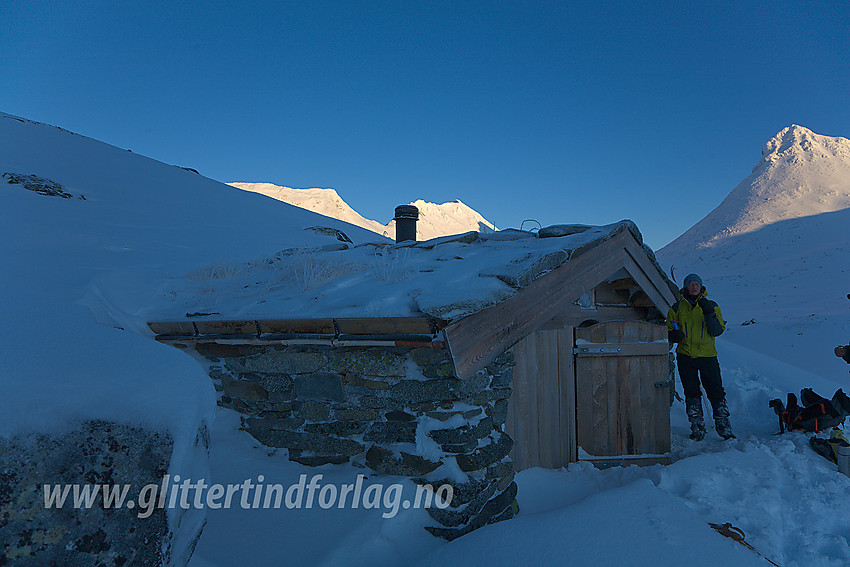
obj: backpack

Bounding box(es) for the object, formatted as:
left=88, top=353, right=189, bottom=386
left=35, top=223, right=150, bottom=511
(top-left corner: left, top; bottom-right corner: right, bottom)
left=769, top=388, right=850, bottom=434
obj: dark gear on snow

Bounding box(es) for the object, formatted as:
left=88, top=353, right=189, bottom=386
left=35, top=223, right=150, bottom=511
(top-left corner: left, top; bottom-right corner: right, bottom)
left=769, top=388, right=850, bottom=434
left=809, top=430, right=850, bottom=464
left=708, top=523, right=780, bottom=566
left=686, top=396, right=706, bottom=441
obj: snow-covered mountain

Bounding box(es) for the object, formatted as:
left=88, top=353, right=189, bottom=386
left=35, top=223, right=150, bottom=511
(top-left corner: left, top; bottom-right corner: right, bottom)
left=659, top=125, right=850, bottom=378
left=229, top=182, right=497, bottom=240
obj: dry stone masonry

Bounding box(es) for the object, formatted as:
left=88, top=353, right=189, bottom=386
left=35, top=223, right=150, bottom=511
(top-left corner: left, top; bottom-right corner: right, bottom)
left=0, top=421, right=205, bottom=566
left=193, top=342, right=517, bottom=540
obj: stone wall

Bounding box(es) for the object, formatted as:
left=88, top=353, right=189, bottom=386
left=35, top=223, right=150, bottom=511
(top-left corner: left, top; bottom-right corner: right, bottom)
left=0, top=420, right=205, bottom=566
left=195, top=342, right=517, bottom=540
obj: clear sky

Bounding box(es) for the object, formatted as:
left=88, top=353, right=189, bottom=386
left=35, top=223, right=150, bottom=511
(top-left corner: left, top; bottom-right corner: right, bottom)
left=3, top=1, right=848, bottom=249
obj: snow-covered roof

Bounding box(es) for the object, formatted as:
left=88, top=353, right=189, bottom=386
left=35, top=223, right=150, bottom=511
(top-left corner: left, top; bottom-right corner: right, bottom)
left=151, top=219, right=664, bottom=324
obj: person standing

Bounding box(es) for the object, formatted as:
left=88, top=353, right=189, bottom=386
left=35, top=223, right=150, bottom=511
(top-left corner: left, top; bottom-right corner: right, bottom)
left=667, top=273, right=734, bottom=440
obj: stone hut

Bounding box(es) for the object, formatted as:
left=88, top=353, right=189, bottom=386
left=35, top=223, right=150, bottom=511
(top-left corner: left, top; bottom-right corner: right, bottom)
left=149, top=220, right=677, bottom=540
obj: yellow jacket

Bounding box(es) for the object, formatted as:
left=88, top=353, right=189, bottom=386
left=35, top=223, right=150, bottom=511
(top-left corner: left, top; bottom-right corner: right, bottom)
left=666, top=287, right=725, bottom=358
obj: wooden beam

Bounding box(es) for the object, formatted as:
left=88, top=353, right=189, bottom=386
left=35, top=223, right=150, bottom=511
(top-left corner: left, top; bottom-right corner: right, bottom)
left=573, top=342, right=670, bottom=357
left=147, top=321, right=196, bottom=336
left=259, top=319, right=335, bottom=335
left=445, top=232, right=630, bottom=379
left=148, top=316, right=445, bottom=339
left=194, top=320, right=258, bottom=336
left=622, top=237, right=676, bottom=311
left=335, top=317, right=439, bottom=336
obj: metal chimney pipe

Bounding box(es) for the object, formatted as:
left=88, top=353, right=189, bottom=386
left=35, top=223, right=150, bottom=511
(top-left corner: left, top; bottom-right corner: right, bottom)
left=394, top=205, right=418, bottom=243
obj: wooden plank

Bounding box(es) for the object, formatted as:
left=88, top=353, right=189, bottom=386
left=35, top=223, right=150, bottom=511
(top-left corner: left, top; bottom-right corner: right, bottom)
left=504, top=384, right=518, bottom=464
left=575, top=326, right=594, bottom=458
left=609, top=277, right=637, bottom=291
left=541, top=330, right=562, bottom=468
left=193, top=320, right=257, bottom=336
left=580, top=454, right=672, bottom=468
left=335, top=317, right=437, bottom=336
left=148, top=321, right=196, bottom=336
left=540, top=304, right=646, bottom=330
left=574, top=342, right=671, bottom=357
left=622, top=237, right=676, bottom=311
left=506, top=335, right=533, bottom=471
left=559, top=327, right=577, bottom=464
left=524, top=334, right=540, bottom=469
left=592, top=323, right=610, bottom=456
left=258, top=319, right=335, bottom=335
left=594, top=281, right=630, bottom=305
left=445, top=232, right=630, bottom=379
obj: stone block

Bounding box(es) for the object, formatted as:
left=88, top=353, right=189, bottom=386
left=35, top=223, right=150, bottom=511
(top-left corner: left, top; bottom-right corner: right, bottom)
left=248, top=429, right=364, bottom=456
left=384, top=410, right=416, bottom=422
left=486, top=399, right=510, bottom=426
left=409, top=347, right=450, bottom=367
left=427, top=481, right=497, bottom=527
left=243, top=372, right=295, bottom=402
left=415, top=477, right=492, bottom=508
left=289, top=453, right=350, bottom=467
left=365, top=446, right=441, bottom=476
left=329, top=350, right=407, bottom=377
left=305, top=421, right=368, bottom=437
left=294, top=373, right=345, bottom=402
left=485, top=461, right=514, bottom=482
left=343, top=374, right=391, bottom=391
left=425, top=408, right=482, bottom=421
left=227, top=351, right=327, bottom=375
left=334, top=407, right=380, bottom=421
left=363, top=422, right=416, bottom=444
left=295, top=400, right=332, bottom=422
left=455, top=433, right=514, bottom=472
left=489, top=367, right=513, bottom=388
left=245, top=416, right=305, bottom=433
left=196, top=343, right=262, bottom=359
left=355, top=395, right=394, bottom=410
left=221, top=375, right=269, bottom=402
left=428, top=417, right=494, bottom=447
left=421, top=362, right=456, bottom=378
left=390, top=378, right=463, bottom=404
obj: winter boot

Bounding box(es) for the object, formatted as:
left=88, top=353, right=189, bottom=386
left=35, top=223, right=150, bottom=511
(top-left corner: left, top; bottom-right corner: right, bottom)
left=686, top=396, right=706, bottom=441
left=711, top=398, right=735, bottom=440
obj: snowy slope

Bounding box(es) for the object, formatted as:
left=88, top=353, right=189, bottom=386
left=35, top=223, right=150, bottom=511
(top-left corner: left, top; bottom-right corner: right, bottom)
left=659, top=125, right=850, bottom=378
left=0, top=112, right=382, bottom=437
left=229, top=182, right=498, bottom=240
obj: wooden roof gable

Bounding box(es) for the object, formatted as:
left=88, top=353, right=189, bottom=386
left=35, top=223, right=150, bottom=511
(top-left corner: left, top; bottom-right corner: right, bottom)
left=444, top=228, right=676, bottom=379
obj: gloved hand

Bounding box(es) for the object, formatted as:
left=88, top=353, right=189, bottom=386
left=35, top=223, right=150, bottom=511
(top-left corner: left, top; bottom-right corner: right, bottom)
left=697, top=298, right=715, bottom=317
left=668, top=329, right=685, bottom=343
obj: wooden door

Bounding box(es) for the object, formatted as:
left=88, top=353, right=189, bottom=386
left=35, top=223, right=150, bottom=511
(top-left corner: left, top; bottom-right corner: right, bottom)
left=574, top=321, right=671, bottom=458
left=505, top=329, right=576, bottom=471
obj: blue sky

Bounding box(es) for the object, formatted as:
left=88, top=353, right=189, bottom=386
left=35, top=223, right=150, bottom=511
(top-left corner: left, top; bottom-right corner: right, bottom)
left=3, top=1, right=848, bottom=249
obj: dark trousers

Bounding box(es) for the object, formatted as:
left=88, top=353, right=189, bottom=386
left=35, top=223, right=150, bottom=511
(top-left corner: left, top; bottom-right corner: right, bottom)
left=677, top=354, right=725, bottom=402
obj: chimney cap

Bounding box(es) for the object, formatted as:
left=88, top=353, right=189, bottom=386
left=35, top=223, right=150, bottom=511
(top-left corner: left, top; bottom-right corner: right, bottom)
left=394, top=205, right=419, bottom=220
